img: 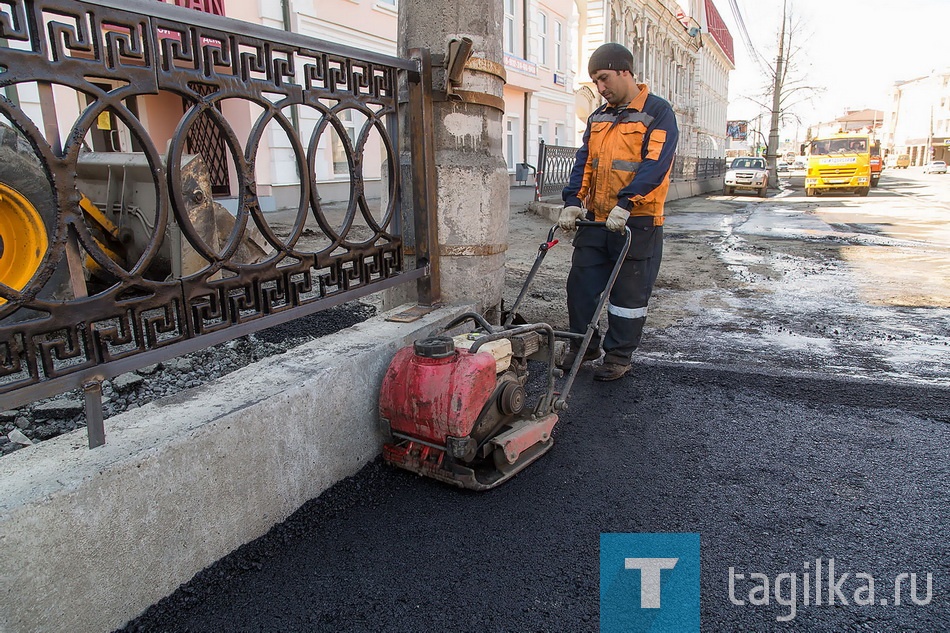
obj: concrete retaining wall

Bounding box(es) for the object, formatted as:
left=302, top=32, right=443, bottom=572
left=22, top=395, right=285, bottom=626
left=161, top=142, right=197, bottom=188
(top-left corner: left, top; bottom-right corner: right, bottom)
left=0, top=303, right=472, bottom=633
left=668, top=177, right=724, bottom=200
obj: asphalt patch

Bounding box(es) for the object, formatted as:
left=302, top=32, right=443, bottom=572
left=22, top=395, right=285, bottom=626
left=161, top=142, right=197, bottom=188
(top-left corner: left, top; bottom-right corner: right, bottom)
left=119, top=363, right=950, bottom=632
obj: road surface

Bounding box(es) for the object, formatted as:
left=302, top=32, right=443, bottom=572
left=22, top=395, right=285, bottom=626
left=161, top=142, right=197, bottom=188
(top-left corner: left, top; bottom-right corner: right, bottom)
left=121, top=170, right=950, bottom=632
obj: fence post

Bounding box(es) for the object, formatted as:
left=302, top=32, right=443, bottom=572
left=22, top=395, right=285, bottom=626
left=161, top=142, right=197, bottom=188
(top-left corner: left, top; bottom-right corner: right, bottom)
left=82, top=380, right=106, bottom=449
left=407, top=48, right=441, bottom=306
left=535, top=139, right=545, bottom=201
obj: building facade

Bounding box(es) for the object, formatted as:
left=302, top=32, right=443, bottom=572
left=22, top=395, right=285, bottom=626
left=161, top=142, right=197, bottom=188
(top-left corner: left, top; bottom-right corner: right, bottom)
left=883, top=69, right=950, bottom=166
left=501, top=0, right=580, bottom=176
left=574, top=0, right=732, bottom=173
left=3, top=0, right=733, bottom=206
left=694, top=0, right=734, bottom=161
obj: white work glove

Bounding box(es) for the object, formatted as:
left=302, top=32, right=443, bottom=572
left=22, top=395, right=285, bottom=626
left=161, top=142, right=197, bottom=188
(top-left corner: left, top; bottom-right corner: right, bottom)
left=605, top=205, right=629, bottom=232
left=557, top=205, right=586, bottom=232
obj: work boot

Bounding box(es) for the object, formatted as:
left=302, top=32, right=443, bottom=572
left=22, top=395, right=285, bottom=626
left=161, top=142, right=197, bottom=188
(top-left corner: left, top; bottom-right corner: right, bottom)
left=593, top=361, right=630, bottom=381
left=559, top=345, right=601, bottom=370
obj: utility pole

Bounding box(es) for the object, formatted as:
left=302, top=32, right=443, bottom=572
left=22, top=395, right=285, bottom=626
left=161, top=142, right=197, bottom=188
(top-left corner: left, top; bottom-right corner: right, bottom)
left=926, top=105, right=934, bottom=165
left=766, top=0, right=787, bottom=188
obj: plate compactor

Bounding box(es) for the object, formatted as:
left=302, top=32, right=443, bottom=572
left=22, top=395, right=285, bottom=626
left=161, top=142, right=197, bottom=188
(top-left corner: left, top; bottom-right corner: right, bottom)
left=379, top=221, right=631, bottom=490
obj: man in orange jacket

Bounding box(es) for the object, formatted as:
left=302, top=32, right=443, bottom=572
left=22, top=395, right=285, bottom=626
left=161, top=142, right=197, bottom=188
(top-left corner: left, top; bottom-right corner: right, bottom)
left=559, top=42, right=678, bottom=381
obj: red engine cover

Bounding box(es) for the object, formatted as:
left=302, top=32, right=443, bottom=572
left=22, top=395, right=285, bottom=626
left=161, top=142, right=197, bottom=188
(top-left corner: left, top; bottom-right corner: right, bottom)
left=379, top=344, right=497, bottom=444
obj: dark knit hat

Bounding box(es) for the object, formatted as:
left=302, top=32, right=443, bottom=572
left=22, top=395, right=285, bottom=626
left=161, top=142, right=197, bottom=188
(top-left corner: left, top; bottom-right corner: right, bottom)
left=588, top=43, right=634, bottom=75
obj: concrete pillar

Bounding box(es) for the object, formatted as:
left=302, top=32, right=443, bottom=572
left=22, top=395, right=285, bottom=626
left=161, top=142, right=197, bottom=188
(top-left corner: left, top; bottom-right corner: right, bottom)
left=398, top=0, right=509, bottom=316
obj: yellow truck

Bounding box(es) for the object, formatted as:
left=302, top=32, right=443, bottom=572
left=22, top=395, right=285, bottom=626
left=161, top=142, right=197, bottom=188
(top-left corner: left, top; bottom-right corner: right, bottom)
left=804, top=133, right=872, bottom=197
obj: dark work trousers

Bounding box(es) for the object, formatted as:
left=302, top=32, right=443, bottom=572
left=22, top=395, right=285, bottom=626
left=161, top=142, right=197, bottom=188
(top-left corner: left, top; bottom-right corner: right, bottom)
left=566, top=216, right=663, bottom=365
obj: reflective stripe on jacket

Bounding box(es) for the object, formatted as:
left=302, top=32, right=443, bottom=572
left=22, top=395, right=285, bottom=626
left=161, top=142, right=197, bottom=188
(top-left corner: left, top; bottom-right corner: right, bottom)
left=562, top=84, right=678, bottom=226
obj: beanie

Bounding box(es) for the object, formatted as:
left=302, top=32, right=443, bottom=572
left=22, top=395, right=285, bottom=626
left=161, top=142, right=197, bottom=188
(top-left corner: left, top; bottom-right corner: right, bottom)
left=588, top=43, right=634, bottom=76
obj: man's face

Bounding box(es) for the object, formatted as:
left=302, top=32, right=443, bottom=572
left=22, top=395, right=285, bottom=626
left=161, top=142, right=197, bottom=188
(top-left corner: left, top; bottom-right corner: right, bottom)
left=590, top=69, right=631, bottom=106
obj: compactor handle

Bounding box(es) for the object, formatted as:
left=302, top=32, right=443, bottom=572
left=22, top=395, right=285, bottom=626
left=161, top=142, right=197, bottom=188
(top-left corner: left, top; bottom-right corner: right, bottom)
left=554, top=221, right=632, bottom=407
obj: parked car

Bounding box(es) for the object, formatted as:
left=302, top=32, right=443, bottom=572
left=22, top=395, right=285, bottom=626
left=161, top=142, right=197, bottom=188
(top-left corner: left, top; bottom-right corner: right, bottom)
left=724, top=157, right=769, bottom=197
left=923, top=160, right=947, bottom=174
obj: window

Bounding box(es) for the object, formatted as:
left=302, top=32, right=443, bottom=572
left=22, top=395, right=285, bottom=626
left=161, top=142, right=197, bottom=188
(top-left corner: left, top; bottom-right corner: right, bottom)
left=668, top=59, right=676, bottom=101
left=332, top=110, right=359, bottom=175
left=538, top=119, right=547, bottom=144
left=610, top=6, right=620, bottom=41
left=554, top=21, right=563, bottom=70
left=643, top=35, right=651, bottom=80
left=538, top=12, right=547, bottom=65
left=555, top=123, right=564, bottom=146
left=377, top=0, right=395, bottom=5
left=504, top=0, right=516, bottom=54
left=505, top=116, right=520, bottom=168
left=631, top=29, right=643, bottom=79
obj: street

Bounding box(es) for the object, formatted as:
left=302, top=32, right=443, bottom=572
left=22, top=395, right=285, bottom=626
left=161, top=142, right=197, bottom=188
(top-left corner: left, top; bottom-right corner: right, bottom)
left=121, top=172, right=949, bottom=632
left=644, top=165, right=950, bottom=385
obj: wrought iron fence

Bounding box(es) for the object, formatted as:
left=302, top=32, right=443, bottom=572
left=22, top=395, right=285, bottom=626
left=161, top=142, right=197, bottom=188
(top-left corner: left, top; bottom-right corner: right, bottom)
left=0, top=0, right=438, bottom=446
left=671, top=156, right=726, bottom=181
left=535, top=140, right=726, bottom=201
left=534, top=140, right=578, bottom=201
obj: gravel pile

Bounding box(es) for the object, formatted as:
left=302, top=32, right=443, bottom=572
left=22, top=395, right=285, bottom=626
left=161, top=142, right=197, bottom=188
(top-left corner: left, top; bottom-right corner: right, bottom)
left=1, top=302, right=376, bottom=456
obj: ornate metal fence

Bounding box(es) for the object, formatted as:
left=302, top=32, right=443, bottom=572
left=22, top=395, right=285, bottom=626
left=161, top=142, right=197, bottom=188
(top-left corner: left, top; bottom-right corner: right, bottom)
left=534, top=140, right=726, bottom=202
left=534, top=139, right=578, bottom=201
left=670, top=156, right=726, bottom=182
left=0, top=0, right=438, bottom=446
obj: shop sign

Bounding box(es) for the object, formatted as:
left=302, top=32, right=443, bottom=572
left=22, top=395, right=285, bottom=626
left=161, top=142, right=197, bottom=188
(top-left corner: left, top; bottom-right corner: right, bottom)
left=504, top=54, right=537, bottom=76
left=156, top=0, right=226, bottom=46
left=165, top=0, right=225, bottom=16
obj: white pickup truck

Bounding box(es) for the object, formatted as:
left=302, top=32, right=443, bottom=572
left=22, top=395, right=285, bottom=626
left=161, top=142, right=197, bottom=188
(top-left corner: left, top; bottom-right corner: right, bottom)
left=723, top=157, right=769, bottom=198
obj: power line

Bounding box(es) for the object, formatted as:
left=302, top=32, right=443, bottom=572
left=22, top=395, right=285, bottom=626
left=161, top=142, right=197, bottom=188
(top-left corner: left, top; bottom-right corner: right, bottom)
left=727, top=0, right=773, bottom=76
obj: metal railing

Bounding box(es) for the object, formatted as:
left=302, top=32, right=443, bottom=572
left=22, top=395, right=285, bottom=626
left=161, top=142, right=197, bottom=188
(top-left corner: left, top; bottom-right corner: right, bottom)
left=671, top=156, right=726, bottom=181
left=534, top=139, right=726, bottom=201
left=0, top=0, right=439, bottom=446
left=534, top=139, right=578, bottom=201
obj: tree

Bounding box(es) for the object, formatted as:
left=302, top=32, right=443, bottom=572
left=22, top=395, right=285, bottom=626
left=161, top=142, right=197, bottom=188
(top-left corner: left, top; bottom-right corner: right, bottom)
left=741, top=1, right=821, bottom=187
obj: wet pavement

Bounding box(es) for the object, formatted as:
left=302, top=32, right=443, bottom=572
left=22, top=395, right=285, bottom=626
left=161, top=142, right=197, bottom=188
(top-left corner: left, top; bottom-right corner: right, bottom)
left=120, top=171, right=950, bottom=632
left=645, top=168, right=950, bottom=385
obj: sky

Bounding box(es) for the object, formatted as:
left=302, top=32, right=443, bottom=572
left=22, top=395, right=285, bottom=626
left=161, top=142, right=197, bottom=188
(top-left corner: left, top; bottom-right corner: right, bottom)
left=716, top=0, right=950, bottom=134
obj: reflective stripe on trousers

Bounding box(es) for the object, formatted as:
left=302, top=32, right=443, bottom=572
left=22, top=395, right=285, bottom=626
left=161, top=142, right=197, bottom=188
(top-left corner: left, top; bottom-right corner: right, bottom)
left=607, top=303, right=648, bottom=319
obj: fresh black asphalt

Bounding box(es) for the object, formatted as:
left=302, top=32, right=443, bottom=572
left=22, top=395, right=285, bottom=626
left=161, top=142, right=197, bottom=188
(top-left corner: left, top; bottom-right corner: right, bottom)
left=120, top=361, right=949, bottom=632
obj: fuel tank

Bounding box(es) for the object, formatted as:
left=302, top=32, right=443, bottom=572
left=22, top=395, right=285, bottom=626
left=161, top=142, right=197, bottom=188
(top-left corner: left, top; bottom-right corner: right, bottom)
left=379, top=336, right=497, bottom=443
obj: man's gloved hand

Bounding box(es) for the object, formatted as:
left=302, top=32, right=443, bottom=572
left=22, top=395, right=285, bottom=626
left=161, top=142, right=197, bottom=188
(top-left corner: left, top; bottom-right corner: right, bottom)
left=606, top=205, right=629, bottom=232
left=558, top=205, right=586, bottom=232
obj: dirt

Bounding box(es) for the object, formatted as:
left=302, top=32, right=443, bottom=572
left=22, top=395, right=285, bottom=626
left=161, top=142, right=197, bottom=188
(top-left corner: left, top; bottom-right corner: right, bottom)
left=504, top=190, right=757, bottom=333
left=503, top=194, right=741, bottom=332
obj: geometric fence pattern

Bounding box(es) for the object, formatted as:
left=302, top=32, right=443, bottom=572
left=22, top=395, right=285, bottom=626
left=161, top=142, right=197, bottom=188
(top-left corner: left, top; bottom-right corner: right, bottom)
left=0, top=0, right=435, bottom=440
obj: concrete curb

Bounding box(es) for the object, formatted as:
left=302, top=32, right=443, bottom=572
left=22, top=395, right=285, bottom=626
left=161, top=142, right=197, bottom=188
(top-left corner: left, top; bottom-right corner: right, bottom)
left=0, top=303, right=474, bottom=633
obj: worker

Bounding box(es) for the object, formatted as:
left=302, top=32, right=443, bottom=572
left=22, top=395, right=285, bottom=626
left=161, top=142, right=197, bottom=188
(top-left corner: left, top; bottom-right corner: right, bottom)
left=558, top=42, right=679, bottom=381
